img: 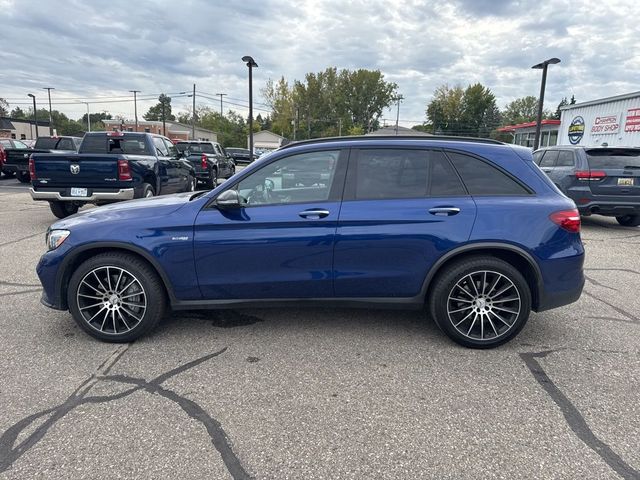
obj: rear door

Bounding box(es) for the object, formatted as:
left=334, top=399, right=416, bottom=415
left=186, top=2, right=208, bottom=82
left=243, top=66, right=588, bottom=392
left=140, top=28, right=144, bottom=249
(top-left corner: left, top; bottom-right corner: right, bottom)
left=586, top=148, right=640, bottom=197
left=333, top=148, right=476, bottom=298
left=554, top=150, right=577, bottom=191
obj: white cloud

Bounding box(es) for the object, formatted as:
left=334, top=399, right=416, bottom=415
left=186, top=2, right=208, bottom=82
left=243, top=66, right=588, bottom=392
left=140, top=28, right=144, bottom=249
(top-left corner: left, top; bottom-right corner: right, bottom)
left=1, top=0, right=638, bottom=127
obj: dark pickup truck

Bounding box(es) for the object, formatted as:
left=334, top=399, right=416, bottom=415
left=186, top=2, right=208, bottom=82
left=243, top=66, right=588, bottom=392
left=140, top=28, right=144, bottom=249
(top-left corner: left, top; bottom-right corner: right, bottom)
left=226, top=147, right=252, bottom=165
left=1, top=138, right=30, bottom=179
left=2, top=136, right=81, bottom=183
left=174, top=141, right=235, bottom=188
left=30, top=132, right=196, bottom=218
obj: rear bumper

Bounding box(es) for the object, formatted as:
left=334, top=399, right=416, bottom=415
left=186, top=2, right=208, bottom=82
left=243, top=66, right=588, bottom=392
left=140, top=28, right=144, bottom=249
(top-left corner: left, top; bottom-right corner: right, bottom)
left=2, top=164, right=27, bottom=173
left=535, top=252, right=585, bottom=312
left=566, top=189, right=640, bottom=216
left=30, top=187, right=135, bottom=202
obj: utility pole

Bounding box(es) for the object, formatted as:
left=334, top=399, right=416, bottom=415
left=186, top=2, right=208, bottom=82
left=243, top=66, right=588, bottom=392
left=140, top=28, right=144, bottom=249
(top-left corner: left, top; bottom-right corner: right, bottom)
left=27, top=94, right=37, bottom=139
left=42, top=87, right=55, bottom=135
left=129, top=90, right=140, bottom=131
left=161, top=99, right=166, bottom=136
left=293, top=106, right=298, bottom=141
left=215, top=93, right=227, bottom=116
left=338, top=118, right=342, bottom=136
left=192, top=83, right=196, bottom=139
left=395, top=94, right=404, bottom=135
left=79, top=102, right=91, bottom=132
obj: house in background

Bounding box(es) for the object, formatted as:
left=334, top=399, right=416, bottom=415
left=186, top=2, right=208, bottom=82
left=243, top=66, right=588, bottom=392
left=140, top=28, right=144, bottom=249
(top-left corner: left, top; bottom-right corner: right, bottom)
left=103, top=119, right=217, bottom=142
left=250, top=130, right=287, bottom=153
left=367, top=125, right=432, bottom=136
left=497, top=119, right=560, bottom=149
left=0, top=117, right=51, bottom=140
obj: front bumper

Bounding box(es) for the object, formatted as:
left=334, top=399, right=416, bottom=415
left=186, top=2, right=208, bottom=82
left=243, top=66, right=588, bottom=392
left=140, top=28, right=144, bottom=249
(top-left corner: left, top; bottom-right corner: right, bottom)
left=30, top=188, right=135, bottom=203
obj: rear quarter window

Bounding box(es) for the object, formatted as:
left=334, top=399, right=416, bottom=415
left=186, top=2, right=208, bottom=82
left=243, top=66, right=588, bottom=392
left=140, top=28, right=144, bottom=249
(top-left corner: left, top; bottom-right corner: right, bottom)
left=446, top=151, right=531, bottom=195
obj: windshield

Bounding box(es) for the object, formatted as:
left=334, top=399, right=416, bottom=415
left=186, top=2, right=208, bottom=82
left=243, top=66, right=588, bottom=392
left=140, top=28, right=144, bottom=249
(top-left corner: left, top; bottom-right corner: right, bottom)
left=176, top=143, right=215, bottom=154
left=586, top=148, right=640, bottom=169
left=79, top=134, right=150, bottom=155
left=34, top=138, right=59, bottom=149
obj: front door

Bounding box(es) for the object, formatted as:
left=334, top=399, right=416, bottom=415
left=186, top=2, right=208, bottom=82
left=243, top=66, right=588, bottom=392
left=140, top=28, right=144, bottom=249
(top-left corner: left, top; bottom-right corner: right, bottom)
left=193, top=149, right=347, bottom=299
left=334, top=148, right=477, bottom=298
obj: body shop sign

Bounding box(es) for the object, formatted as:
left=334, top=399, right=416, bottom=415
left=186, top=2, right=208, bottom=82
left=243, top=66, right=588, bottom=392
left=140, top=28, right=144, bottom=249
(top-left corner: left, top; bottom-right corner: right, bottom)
left=591, top=114, right=620, bottom=134
left=625, top=108, right=640, bottom=132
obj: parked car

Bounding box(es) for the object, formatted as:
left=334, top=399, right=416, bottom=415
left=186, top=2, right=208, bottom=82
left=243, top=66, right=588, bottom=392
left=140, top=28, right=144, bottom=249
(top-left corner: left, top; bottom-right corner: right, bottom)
left=534, top=146, right=640, bottom=226
left=37, top=136, right=584, bottom=347
left=174, top=141, right=235, bottom=188
left=226, top=147, right=252, bottom=165
left=30, top=132, right=196, bottom=219
left=2, top=136, right=82, bottom=183
left=1, top=138, right=31, bottom=180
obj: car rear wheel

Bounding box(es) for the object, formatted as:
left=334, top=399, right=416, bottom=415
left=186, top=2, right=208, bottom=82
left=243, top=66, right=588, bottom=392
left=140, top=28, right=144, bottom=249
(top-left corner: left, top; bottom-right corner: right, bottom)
left=616, top=215, right=640, bottom=227
left=141, top=183, right=155, bottom=198
left=205, top=168, right=217, bottom=189
left=16, top=171, right=30, bottom=183
left=429, top=256, right=532, bottom=348
left=67, top=252, right=166, bottom=342
left=49, top=201, right=79, bottom=219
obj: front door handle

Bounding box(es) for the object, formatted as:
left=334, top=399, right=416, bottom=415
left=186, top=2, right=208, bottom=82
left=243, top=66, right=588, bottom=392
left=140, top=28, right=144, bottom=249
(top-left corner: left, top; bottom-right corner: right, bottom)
left=429, top=207, right=460, bottom=216
left=299, top=209, right=330, bottom=219
left=541, top=168, right=552, bottom=173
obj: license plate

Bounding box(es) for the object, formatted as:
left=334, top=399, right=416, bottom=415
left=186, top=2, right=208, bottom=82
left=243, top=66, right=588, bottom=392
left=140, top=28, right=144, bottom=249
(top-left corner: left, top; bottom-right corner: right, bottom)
left=70, top=187, right=88, bottom=197
left=618, top=178, right=634, bottom=186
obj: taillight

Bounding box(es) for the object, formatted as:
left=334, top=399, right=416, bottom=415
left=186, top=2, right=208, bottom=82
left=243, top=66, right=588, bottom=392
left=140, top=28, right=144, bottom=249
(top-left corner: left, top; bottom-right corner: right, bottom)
left=201, top=154, right=208, bottom=170
left=28, top=156, right=36, bottom=180
left=118, top=159, right=132, bottom=181
left=550, top=209, right=581, bottom=233
left=0, top=146, right=5, bottom=166
left=575, top=170, right=606, bottom=181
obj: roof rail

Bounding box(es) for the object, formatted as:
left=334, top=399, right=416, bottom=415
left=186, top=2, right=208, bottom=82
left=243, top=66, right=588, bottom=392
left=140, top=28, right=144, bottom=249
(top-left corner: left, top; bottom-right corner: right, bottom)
left=279, top=135, right=505, bottom=150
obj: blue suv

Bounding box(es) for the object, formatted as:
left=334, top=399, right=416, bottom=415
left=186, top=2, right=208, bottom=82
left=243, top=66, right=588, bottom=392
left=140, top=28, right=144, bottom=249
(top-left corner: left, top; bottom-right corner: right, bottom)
left=37, top=137, right=585, bottom=348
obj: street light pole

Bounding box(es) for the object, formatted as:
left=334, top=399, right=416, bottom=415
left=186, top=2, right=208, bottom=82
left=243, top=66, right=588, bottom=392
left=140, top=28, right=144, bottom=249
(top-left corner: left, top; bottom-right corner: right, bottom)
left=43, top=87, right=54, bottom=135
left=215, top=93, right=227, bottom=116
left=27, top=94, right=37, bottom=139
left=242, top=56, right=258, bottom=162
left=192, top=83, right=196, bottom=139
left=129, top=90, right=140, bottom=131
left=532, top=57, right=560, bottom=150
left=82, top=102, right=91, bottom=132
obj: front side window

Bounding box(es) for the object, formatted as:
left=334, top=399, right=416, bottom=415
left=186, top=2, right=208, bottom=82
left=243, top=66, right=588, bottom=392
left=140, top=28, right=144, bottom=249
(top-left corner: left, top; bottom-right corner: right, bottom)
left=12, top=140, right=29, bottom=149
left=447, top=152, right=530, bottom=195
left=153, top=137, right=168, bottom=156
left=235, top=150, right=340, bottom=206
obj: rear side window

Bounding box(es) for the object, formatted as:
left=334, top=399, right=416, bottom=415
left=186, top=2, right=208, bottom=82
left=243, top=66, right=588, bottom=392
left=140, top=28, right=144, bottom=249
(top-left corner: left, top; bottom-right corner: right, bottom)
left=355, top=149, right=428, bottom=200
left=429, top=152, right=467, bottom=196
left=532, top=151, right=544, bottom=165
left=447, top=152, right=530, bottom=195
left=539, top=150, right=558, bottom=167
left=556, top=151, right=575, bottom=167
left=35, top=137, right=58, bottom=149
left=586, top=148, right=640, bottom=169
left=58, top=138, right=74, bottom=150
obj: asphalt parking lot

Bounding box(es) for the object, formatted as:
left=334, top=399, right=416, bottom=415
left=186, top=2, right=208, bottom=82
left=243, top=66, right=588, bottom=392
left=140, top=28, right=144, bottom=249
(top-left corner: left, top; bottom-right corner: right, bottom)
left=0, top=176, right=638, bottom=480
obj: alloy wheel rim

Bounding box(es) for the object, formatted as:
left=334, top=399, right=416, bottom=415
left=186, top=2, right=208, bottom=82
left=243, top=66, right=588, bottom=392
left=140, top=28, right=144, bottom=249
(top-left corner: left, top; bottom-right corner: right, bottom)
left=446, top=270, right=521, bottom=341
left=76, top=266, right=147, bottom=335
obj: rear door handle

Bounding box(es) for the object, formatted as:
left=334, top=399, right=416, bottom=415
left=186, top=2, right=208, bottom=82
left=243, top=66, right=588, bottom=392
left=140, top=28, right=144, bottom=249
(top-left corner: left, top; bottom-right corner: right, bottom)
left=541, top=168, right=552, bottom=173
left=429, top=207, right=460, bottom=216
left=299, top=209, right=330, bottom=219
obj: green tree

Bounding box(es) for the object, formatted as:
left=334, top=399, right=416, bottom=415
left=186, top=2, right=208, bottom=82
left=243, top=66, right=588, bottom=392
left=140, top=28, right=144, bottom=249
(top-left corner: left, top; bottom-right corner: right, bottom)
left=0, top=98, right=8, bottom=116
left=426, top=84, right=465, bottom=135
left=79, top=111, right=112, bottom=131
left=9, top=107, right=26, bottom=119
left=501, top=96, right=539, bottom=125
left=143, top=94, right=175, bottom=121
left=554, top=97, right=568, bottom=120
left=461, top=83, right=501, bottom=137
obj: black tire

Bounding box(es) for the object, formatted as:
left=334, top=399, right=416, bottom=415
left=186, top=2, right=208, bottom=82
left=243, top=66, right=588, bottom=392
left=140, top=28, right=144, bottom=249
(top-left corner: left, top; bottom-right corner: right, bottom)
left=16, top=171, right=30, bottom=183
left=205, top=168, right=217, bottom=189
left=428, top=255, right=532, bottom=349
left=616, top=215, right=640, bottom=227
left=187, top=174, right=197, bottom=192
left=49, top=201, right=79, bottom=219
left=67, top=252, right=167, bottom=342
left=2, top=171, right=15, bottom=179
left=140, top=183, right=155, bottom=198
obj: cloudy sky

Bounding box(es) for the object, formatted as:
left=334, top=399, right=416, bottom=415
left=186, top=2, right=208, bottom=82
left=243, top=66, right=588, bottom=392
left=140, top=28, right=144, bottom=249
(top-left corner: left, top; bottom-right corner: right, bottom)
left=1, top=0, right=638, bottom=128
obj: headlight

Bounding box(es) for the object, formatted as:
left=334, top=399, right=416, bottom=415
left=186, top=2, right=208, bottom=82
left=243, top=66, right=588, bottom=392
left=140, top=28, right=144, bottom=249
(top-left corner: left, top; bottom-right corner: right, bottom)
left=47, top=230, right=70, bottom=251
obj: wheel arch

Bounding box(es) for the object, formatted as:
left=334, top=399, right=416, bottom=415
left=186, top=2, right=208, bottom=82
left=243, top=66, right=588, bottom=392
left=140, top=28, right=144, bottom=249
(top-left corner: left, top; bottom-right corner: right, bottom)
left=56, top=242, right=176, bottom=310
left=422, top=243, right=542, bottom=310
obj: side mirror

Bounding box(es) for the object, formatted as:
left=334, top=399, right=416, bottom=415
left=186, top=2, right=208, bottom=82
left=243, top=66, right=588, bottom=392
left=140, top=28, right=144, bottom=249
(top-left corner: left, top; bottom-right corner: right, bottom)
left=215, top=189, right=241, bottom=209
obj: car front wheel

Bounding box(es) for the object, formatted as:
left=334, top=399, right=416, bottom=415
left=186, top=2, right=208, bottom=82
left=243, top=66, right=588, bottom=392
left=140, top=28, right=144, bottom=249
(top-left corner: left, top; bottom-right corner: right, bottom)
left=429, top=256, right=532, bottom=349
left=67, top=252, right=167, bottom=342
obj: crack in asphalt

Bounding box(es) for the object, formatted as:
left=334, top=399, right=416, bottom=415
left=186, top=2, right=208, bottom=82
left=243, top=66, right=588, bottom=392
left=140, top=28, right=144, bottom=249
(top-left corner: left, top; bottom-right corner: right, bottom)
left=0, top=232, right=45, bottom=249
left=0, top=345, right=251, bottom=479
left=0, top=288, right=42, bottom=298
left=583, top=291, right=639, bottom=324
left=520, top=350, right=640, bottom=480
left=584, top=275, right=618, bottom=292
left=0, top=281, right=41, bottom=288
left=585, top=267, right=640, bottom=276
